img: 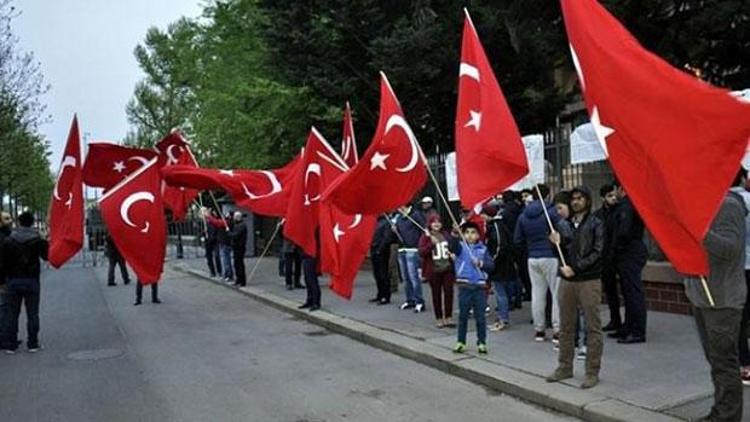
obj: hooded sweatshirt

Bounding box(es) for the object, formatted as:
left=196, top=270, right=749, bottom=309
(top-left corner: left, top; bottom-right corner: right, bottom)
left=513, top=200, right=561, bottom=258
left=2, top=226, right=49, bottom=282
left=450, top=238, right=495, bottom=286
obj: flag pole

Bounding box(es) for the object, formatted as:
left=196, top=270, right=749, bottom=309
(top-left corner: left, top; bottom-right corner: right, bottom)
left=700, top=276, right=716, bottom=307
left=246, top=218, right=285, bottom=285
left=534, top=183, right=568, bottom=267
left=398, top=208, right=426, bottom=232
left=383, top=213, right=405, bottom=244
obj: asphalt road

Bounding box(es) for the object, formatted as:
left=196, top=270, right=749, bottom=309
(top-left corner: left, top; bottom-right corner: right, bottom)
left=0, top=265, right=577, bottom=422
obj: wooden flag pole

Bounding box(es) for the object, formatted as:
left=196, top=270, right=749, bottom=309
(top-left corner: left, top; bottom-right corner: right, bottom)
left=246, top=218, right=285, bottom=285
left=700, top=276, right=716, bottom=307
left=534, top=183, right=568, bottom=268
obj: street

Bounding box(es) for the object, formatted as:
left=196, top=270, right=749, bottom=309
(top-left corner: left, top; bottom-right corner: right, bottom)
left=0, top=265, right=577, bottom=422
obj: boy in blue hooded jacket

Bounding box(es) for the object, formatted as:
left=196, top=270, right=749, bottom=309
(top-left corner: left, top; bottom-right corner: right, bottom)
left=450, top=222, right=495, bottom=354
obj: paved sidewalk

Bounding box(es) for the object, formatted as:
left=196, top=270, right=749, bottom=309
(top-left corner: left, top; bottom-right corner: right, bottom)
left=173, top=257, right=750, bottom=421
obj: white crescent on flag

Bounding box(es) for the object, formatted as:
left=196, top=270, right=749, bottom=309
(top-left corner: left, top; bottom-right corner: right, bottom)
left=120, top=191, right=155, bottom=233
left=54, top=155, right=77, bottom=201
left=244, top=171, right=283, bottom=199
left=384, top=114, right=421, bottom=173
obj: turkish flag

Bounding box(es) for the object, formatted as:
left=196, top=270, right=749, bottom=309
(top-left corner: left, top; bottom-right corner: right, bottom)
left=341, top=102, right=359, bottom=167
left=284, top=128, right=347, bottom=257
left=161, top=155, right=300, bottom=217
left=160, top=142, right=201, bottom=221
left=48, top=115, right=84, bottom=268
left=155, top=130, right=192, bottom=166
left=562, top=0, right=750, bottom=275
left=82, top=142, right=159, bottom=190
left=322, top=73, right=427, bottom=215
left=99, top=158, right=166, bottom=284
left=456, top=11, right=529, bottom=208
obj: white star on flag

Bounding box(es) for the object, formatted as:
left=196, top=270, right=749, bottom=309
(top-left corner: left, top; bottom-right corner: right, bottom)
left=590, top=106, right=615, bottom=157
left=113, top=161, right=126, bottom=173
left=465, top=110, right=481, bottom=131
left=370, top=152, right=390, bottom=170
left=333, top=223, right=345, bottom=243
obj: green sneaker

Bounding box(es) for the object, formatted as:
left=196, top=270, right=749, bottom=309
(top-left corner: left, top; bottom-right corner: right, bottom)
left=453, top=342, right=467, bottom=353
left=478, top=343, right=488, bottom=354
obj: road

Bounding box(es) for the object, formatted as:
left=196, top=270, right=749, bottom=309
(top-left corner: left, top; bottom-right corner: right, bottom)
left=0, top=264, right=577, bottom=422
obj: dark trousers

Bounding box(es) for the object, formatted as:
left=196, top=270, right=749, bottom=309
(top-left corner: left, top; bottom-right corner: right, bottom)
left=107, top=256, right=131, bottom=285
left=557, top=279, right=603, bottom=376
left=617, top=257, right=647, bottom=338
left=303, top=255, right=321, bottom=307
left=739, top=270, right=750, bottom=367
left=205, top=242, right=222, bottom=277
left=457, top=284, right=487, bottom=345
left=371, top=251, right=390, bottom=301
left=516, top=251, right=531, bottom=301
left=136, top=281, right=159, bottom=302
left=233, top=248, right=246, bottom=286
left=5, top=279, right=40, bottom=349
left=694, top=307, right=743, bottom=422
left=602, top=267, right=621, bottom=327
left=0, top=287, right=7, bottom=348
left=429, top=271, right=455, bottom=320
left=388, top=244, right=400, bottom=293
left=284, top=252, right=302, bottom=287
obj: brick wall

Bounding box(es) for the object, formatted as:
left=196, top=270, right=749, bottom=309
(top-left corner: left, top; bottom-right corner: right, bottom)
left=644, top=280, right=691, bottom=315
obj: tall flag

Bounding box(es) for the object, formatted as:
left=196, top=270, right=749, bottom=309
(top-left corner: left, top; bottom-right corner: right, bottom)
left=323, top=73, right=427, bottom=215
left=561, top=0, right=750, bottom=275
left=82, top=142, right=159, bottom=190
left=456, top=10, right=529, bottom=208
left=283, top=128, right=345, bottom=256
left=99, top=158, right=166, bottom=284
left=341, top=102, right=359, bottom=167
left=160, top=154, right=301, bottom=218
left=155, top=130, right=200, bottom=220
left=48, top=115, right=84, bottom=268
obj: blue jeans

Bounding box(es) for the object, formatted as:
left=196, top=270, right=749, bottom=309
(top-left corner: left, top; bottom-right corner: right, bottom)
left=220, top=244, right=234, bottom=279
left=458, top=284, right=487, bottom=345
left=398, top=250, right=423, bottom=305
left=492, top=279, right=514, bottom=323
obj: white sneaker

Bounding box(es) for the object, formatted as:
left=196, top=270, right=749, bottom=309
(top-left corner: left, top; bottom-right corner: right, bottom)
left=490, top=322, right=506, bottom=332
left=400, top=302, right=414, bottom=310
left=414, top=303, right=425, bottom=313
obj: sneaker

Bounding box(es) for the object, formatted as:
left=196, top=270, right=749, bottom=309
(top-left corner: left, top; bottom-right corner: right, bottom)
left=534, top=331, right=546, bottom=342
left=477, top=343, right=488, bottom=354
left=400, top=302, right=415, bottom=310
left=742, top=368, right=750, bottom=386
left=551, top=333, right=560, bottom=345
left=485, top=306, right=491, bottom=314
left=3, top=349, right=16, bottom=355
left=545, top=367, right=574, bottom=383
left=453, top=342, right=467, bottom=353
left=490, top=322, right=506, bottom=332
left=577, top=346, right=587, bottom=360
left=414, top=303, right=425, bottom=313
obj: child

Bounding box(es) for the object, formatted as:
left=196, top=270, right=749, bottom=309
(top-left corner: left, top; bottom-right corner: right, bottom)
left=451, top=222, right=495, bottom=354
left=419, top=215, right=456, bottom=328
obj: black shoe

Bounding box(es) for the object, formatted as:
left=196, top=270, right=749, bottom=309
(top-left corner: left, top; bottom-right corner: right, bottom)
left=602, top=322, right=622, bottom=332
left=123, top=280, right=131, bottom=285
left=294, top=284, right=305, bottom=289
left=309, top=305, right=321, bottom=312
left=107, top=282, right=116, bottom=286
left=608, top=330, right=627, bottom=339
left=152, top=299, right=162, bottom=304
left=134, top=300, right=142, bottom=306
left=286, top=285, right=294, bottom=290
left=377, top=298, right=391, bottom=305
left=298, top=303, right=311, bottom=309
left=368, top=297, right=381, bottom=303
left=617, top=335, right=646, bottom=344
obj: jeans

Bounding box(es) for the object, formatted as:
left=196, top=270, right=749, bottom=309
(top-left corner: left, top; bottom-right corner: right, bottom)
left=5, top=279, right=41, bottom=349
left=107, top=256, right=131, bottom=285
left=492, top=279, right=514, bottom=323
left=694, top=307, right=743, bottom=422
left=398, top=250, right=423, bottom=305
left=458, top=284, right=487, bottom=345
left=557, top=279, right=603, bottom=376
left=528, top=257, right=560, bottom=332
left=429, top=271, right=455, bottom=319
left=220, top=244, right=234, bottom=279
left=303, top=255, right=321, bottom=307
left=617, top=257, right=647, bottom=338
left=205, top=242, right=222, bottom=277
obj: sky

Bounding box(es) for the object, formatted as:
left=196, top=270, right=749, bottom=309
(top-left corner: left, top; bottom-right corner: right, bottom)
left=12, top=0, right=204, bottom=169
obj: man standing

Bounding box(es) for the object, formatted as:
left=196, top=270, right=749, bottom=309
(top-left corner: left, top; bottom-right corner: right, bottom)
left=394, top=204, right=427, bottom=313
left=0, top=211, right=12, bottom=350
left=684, top=179, right=746, bottom=422
left=282, top=235, right=303, bottom=290
left=610, top=180, right=649, bottom=344
left=594, top=184, right=621, bottom=332
left=105, top=232, right=131, bottom=286
left=201, top=208, right=222, bottom=278
left=2, top=212, right=48, bottom=353
left=731, top=169, right=750, bottom=385
left=229, top=211, right=248, bottom=287
left=546, top=186, right=604, bottom=389
left=370, top=215, right=394, bottom=304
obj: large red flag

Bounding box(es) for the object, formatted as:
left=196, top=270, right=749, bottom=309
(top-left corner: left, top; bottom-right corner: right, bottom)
left=456, top=10, right=529, bottom=208
left=99, top=158, right=166, bottom=284
left=341, top=102, right=359, bottom=167
left=48, top=116, right=84, bottom=268
left=155, top=131, right=200, bottom=220
left=323, top=73, right=427, bottom=215
left=82, top=142, right=159, bottom=190
left=155, top=130, right=192, bottom=166
left=284, top=128, right=347, bottom=257
left=562, top=0, right=750, bottom=275
left=161, top=155, right=301, bottom=217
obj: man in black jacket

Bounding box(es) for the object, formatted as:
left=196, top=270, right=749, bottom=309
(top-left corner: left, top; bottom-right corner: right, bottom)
left=594, top=184, right=621, bottom=332
left=2, top=212, right=48, bottom=353
left=229, top=211, right=248, bottom=287
left=370, top=215, right=395, bottom=305
left=105, top=233, right=131, bottom=286
left=0, top=211, right=12, bottom=350
left=546, top=186, right=604, bottom=389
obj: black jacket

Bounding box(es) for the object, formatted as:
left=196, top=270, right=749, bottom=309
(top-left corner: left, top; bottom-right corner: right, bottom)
left=229, top=220, right=248, bottom=252
left=371, top=216, right=395, bottom=255
left=557, top=212, right=604, bottom=282
left=593, top=205, right=617, bottom=265
left=0, top=225, right=10, bottom=284
left=394, top=208, right=425, bottom=249
left=105, top=234, right=122, bottom=260
left=485, top=217, right=518, bottom=281
left=611, top=196, right=647, bottom=263
left=2, top=227, right=49, bottom=281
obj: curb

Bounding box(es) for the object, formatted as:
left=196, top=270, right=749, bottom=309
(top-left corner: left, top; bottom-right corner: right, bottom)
left=173, top=263, right=684, bottom=422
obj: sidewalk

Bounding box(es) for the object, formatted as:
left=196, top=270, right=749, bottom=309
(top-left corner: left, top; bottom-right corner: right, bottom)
left=173, top=257, right=749, bottom=422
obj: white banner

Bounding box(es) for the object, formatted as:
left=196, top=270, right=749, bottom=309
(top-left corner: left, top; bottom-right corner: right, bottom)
left=445, top=152, right=459, bottom=201
left=509, top=134, right=545, bottom=191
left=570, top=122, right=607, bottom=165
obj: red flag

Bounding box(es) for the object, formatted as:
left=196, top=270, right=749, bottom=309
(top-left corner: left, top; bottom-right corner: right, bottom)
left=323, top=73, right=427, bottom=215
left=82, top=142, right=159, bottom=190
left=284, top=128, right=347, bottom=257
left=155, top=130, right=192, bottom=166
left=341, top=102, right=359, bottom=167
left=161, top=143, right=201, bottom=221
left=161, top=155, right=301, bottom=217
left=48, top=116, right=84, bottom=268
left=99, top=158, right=166, bottom=284
left=562, top=0, right=750, bottom=275
left=456, top=10, right=529, bottom=208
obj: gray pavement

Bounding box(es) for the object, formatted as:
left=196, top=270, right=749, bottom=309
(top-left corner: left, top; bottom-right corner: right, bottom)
left=0, top=264, right=577, bottom=422
left=177, top=255, right=750, bottom=421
